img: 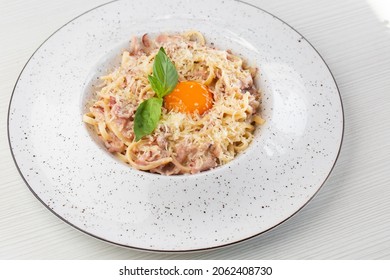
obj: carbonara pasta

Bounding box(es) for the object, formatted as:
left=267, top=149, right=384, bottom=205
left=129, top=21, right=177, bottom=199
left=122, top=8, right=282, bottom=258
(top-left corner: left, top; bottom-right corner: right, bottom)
left=83, top=31, right=264, bottom=175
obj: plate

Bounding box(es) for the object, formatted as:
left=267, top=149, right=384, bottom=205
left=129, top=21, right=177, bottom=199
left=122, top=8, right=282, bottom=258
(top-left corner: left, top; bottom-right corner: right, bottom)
left=8, top=0, right=344, bottom=251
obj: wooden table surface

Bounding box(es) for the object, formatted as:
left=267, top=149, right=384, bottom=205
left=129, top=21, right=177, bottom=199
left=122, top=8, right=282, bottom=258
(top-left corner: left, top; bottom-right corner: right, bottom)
left=1, top=0, right=389, bottom=259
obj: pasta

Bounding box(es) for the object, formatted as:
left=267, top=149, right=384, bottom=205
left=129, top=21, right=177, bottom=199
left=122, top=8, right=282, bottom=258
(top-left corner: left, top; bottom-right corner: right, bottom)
left=83, top=31, right=264, bottom=175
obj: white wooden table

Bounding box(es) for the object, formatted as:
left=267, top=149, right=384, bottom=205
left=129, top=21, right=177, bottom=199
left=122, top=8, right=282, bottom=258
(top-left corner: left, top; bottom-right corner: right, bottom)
left=1, top=0, right=389, bottom=259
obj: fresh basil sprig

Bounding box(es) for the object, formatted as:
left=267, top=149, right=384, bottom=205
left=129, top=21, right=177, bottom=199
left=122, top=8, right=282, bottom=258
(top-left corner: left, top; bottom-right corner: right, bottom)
left=134, top=47, right=178, bottom=141
left=148, top=48, right=179, bottom=98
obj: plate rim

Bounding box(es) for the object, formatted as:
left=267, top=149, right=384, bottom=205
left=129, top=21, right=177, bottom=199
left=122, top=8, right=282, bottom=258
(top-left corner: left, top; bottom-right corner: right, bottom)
left=7, top=0, right=345, bottom=253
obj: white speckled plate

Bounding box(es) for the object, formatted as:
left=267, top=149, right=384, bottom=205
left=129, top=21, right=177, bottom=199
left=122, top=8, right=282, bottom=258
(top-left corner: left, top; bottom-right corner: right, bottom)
left=8, top=0, right=343, bottom=251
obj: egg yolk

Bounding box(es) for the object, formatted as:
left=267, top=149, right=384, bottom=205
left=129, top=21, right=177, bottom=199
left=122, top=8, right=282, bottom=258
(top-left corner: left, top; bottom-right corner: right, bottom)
left=164, top=81, right=213, bottom=115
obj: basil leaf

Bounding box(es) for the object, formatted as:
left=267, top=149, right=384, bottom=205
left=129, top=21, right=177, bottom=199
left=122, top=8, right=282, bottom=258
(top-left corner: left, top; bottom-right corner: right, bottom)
left=134, top=97, right=163, bottom=141
left=150, top=47, right=178, bottom=98
left=148, top=75, right=164, bottom=96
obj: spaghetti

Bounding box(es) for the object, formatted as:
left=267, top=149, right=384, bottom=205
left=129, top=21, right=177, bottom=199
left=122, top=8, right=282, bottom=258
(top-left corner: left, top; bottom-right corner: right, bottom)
left=83, top=31, right=264, bottom=175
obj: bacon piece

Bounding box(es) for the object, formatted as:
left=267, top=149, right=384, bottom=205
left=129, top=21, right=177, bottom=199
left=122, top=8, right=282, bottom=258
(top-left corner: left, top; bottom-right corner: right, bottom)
left=111, top=101, right=135, bottom=119
left=155, top=34, right=181, bottom=44
left=188, top=155, right=217, bottom=174
left=198, top=156, right=217, bottom=172
left=135, top=141, right=169, bottom=164
left=174, top=142, right=218, bottom=173
left=210, top=143, right=222, bottom=157
left=130, top=36, right=142, bottom=55
left=140, top=33, right=157, bottom=55
left=156, top=135, right=168, bottom=150
left=109, top=96, right=116, bottom=107
left=105, top=133, right=124, bottom=153
left=142, top=33, right=151, bottom=48
left=113, top=117, right=127, bottom=131
left=155, top=34, right=169, bottom=44
left=150, top=162, right=181, bottom=175
left=175, top=143, right=197, bottom=163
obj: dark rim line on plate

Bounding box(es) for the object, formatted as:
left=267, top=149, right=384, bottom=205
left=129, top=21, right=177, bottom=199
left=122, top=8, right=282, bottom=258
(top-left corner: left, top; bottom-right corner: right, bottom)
left=7, top=0, right=345, bottom=253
